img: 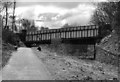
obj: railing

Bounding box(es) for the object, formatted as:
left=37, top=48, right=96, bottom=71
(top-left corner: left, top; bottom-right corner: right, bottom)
left=25, top=25, right=99, bottom=42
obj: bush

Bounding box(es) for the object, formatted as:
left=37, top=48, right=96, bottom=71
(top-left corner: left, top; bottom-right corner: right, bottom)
left=1, top=29, right=20, bottom=68
left=2, top=42, right=15, bottom=68
left=2, top=29, right=19, bottom=45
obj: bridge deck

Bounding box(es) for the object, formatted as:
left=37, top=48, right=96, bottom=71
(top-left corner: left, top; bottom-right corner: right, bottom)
left=25, top=25, right=99, bottom=43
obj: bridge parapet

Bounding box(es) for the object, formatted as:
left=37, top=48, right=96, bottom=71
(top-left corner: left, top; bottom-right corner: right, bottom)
left=25, top=25, right=99, bottom=43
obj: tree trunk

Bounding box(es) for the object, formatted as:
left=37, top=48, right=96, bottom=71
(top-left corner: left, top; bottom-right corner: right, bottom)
left=5, top=3, right=8, bottom=29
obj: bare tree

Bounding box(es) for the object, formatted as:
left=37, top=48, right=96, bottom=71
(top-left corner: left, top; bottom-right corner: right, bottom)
left=0, top=1, right=13, bottom=29
left=20, top=19, right=37, bottom=31
left=11, top=1, right=16, bottom=32
left=91, top=2, right=118, bottom=26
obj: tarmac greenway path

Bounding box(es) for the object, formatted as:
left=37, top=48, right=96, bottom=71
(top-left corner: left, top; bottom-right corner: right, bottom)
left=2, top=47, right=52, bottom=80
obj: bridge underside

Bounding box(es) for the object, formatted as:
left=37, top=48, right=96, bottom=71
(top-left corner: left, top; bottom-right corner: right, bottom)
left=62, top=37, right=98, bottom=44
left=25, top=37, right=99, bottom=47
left=24, top=37, right=98, bottom=60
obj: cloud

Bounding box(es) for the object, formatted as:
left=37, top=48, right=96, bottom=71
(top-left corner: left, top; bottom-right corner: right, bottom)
left=37, top=13, right=59, bottom=21
left=15, top=6, right=35, bottom=19
left=62, top=4, right=96, bottom=26
left=9, top=0, right=107, bottom=2
left=66, top=14, right=92, bottom=26
left=15, top=3, right=96, bottom=29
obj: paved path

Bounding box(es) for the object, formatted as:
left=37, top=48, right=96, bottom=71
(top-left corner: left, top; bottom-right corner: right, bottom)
left=2, top=47, right=52, bottom=80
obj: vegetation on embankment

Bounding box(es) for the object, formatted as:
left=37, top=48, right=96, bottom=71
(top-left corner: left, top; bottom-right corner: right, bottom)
left=1, top=29, right=20, bottom=69
left=2, top=41, right=15, bottom=69
left=40, top=31, right=119, bottom=67
left=41, top=44, right=93, bottom=58
left=96, top=31, right=119, bottom=66
left=2, top=29, right=19, bottom=45
left=34, top=45, right=118, bottom=80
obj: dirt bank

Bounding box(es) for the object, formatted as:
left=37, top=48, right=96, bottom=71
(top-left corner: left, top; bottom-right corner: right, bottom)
left=33, top=47, right=118, bottom=80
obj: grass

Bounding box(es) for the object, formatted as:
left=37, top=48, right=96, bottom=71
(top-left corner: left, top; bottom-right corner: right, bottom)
left=1, top=41, right=16, bottom=69
left=1, top=29, right=20, bottom=69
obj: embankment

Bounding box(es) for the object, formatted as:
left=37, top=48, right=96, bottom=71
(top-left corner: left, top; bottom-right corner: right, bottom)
left=40, top=32, right=119, bottom=66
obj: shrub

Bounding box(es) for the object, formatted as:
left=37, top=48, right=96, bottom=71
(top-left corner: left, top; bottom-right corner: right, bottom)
left=2, top=29, right=19, bottom=45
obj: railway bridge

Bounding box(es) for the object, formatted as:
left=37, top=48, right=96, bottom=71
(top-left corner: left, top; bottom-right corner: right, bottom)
left=18, top=25, right=107, bottom=59
left=20, top=25, right=102, bottom=46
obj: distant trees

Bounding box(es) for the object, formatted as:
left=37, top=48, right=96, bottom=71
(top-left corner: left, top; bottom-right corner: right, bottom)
left=20, top=19, right=38, bottom=31
left=20, top=19, right=31, bottom=30
left=62, top=23, right=70, bottom=28
left=40, top=26, right=49, bottom=30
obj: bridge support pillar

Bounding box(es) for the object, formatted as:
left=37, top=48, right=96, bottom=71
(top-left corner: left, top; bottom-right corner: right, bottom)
left=93, top=43, right=96, bottom=60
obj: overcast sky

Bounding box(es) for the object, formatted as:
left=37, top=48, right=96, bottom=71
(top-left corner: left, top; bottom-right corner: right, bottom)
left=1, top=0, right=107, bottom=29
